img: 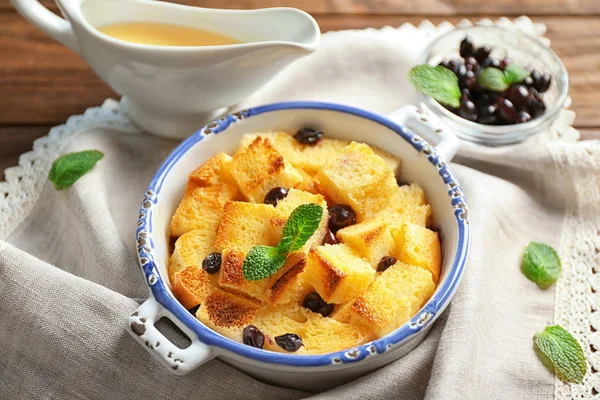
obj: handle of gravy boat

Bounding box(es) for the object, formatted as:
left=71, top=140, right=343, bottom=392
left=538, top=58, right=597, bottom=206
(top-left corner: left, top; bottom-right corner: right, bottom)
left=11, top=0, right=78, bottom=52
left=387, top=105, right=460, bottom=162
left=127, top=296, right=215, bottom=375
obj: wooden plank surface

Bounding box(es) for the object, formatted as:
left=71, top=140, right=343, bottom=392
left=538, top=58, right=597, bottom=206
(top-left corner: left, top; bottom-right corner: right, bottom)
left=1, top=1, right=599, bottom=178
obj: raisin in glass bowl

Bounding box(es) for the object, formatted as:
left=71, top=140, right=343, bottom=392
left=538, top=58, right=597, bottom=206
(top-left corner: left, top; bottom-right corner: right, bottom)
left=418, top=25, right=568, bottom=146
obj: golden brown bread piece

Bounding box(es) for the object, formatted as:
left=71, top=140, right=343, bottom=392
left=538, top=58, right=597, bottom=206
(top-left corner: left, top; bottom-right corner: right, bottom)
left=218, top=249, right=312, bottom=305
left=350, top=262, right=435, bottom=337
left=239, top=132, right=401, bottom=176
left=301, top=312, right=375, bottom=354
left=218, top=248, right=270, bottom=301
left=336, top=219, right=396, bottom=268
left=295, top=168, right=320, bottom=194
left=329, top=301, right=354, bottom=324
left=169, top=228, right=217, bottom=278
left=254, top=308, right=310, bottom=354
left=253, top=306, right=373, bottom=355
left=214, top=201, right=280, bottom=252
left=229, top=136, right=303, bottom=202
left=305, top=244, right=375, bottom=304
left=187, top=152, right=236, bottom=186
left=270, top=189, right=329, bottom=251
left=195, top=289, right=260, bottom=342
left=172, top=265, right=218, bottom=309
left=264, top=251, right=312, bottom=305
left=170, top=182, right=240, bottom=237
left=390, top=222, right=441, bottom=283
left=238, top=132, right=349, bottom=175
left=366, top=184, right=431, bottom=226
left=373, top=148, right=401, bottom=176
left=315, top=142, right=398, bottom=221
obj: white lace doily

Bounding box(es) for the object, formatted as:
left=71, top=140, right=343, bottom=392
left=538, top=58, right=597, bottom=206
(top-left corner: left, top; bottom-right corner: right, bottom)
left=550, top=141, right=600, bottom=399
left=0, top=101, right=141, bottom=239
left=0, top=16, right=597, bottom=399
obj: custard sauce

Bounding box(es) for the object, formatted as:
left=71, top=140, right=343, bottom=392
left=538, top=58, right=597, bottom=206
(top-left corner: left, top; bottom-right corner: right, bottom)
left=97, top=22, right=241, bottom=46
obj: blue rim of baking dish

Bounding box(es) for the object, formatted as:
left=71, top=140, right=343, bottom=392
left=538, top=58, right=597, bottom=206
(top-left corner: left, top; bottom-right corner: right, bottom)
left=136, top=101, right=470, bottom=367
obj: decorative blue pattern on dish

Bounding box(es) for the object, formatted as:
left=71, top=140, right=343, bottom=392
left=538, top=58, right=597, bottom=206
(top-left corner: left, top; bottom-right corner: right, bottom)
left=136, top=101, right=470, bottom=367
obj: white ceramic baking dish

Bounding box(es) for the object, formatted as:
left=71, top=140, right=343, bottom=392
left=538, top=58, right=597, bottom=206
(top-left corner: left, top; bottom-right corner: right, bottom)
left=128, top=101, right=470, bottom=391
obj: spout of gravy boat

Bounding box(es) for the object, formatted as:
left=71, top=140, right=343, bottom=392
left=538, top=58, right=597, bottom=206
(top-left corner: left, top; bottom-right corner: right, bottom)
left=10, top=0, right=321, bottom=138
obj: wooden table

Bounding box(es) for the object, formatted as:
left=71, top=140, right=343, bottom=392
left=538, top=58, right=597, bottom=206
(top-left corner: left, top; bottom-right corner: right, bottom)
left=2, top=1, right=599, bottom=176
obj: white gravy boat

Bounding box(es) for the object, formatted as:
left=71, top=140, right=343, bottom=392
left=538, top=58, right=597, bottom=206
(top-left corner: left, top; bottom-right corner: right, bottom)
left=11, top=0, right=320, bottom=138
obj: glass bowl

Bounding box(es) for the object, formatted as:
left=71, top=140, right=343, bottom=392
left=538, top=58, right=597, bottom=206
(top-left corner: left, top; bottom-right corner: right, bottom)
left=418, top=25, right=569, bottom=146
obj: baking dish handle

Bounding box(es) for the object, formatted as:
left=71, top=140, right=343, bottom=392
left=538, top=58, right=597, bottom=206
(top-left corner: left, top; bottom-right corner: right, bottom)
left=387, top=105, right=460, bottom=162
left=127, top=297, right=215, bottom=375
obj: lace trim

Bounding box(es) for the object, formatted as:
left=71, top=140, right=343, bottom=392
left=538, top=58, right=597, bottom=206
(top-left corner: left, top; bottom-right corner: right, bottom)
left=0, top=99, right=141, bottom=239
left=550, top=140, right=600, bottom=399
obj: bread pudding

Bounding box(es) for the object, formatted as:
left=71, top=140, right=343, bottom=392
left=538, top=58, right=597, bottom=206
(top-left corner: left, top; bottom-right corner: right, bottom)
left=168, top=128, right=441, bottom=355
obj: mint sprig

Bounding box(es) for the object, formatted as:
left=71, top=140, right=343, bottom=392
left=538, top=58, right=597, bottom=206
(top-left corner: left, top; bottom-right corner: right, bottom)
left=534, top=325, right=586, bottom=383
left=408, top=65, right=461, bottom=108
left=503, top=64, right=529, bottom=85
left=48, top=150, right=104, bottom=190
left=278, top=203, right=324, bottom=253
left=242, top=246, right=287, bottom=281
left=243, top=203, right=323, bottom=281
left=478, top=68, right=509, bottom=92
left=521, top=242, right=562, bottom=288
left=478, top=64, right=530, bottom=91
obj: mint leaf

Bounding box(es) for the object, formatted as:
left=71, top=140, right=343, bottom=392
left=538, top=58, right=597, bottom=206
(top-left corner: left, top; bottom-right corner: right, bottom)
left=504, top=64, right=529, bottom=85
left=408, top=65, right=461, bottom=108
left=242, top=246, right=286, bottom=281
left=521, top=242, right=561, bottom=288
left=48, top=150, right=104, bottom=190
left=278, top=203, right=323, bottom=253
left=478, top=68, right=509, bottom=92
left=534, top=325, right=586, bottom=383
left=243, top=203, right=323, bottom=281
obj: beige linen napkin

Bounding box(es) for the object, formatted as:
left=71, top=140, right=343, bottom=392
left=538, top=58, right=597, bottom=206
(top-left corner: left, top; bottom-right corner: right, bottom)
left=1, top=18, right=598, bottom=399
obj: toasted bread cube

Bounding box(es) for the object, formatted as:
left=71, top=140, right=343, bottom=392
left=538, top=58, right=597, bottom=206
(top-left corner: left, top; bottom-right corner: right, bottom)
left=253, top=307, right=372, bottom=355
left=295, top=168, right=320, bottom=194
left=214, top=201, right=279, bottom=252
left=263, top=302, right=309, bottom=323
left=366, top=184, right=431, bottom=226
left=229, top=136, right=303, bottom=202
left=305, top=244, right=375, bottom=304
left=330, top=301, right=354, bottom=324
left=169, top=228, right=217, bottom=277
left=188, top=152, right=236, bottom=186
left=172, top=265, right=218, bottom=309
left=336, top=220, right=395, bottom=268
left=253, top=307, right=310, bottom=354
left=350, top=262, right=435, bottom=337
left=373, top=148, right=401, bottom=176
left=390, top=222, right=441, bottom=283
left=218, top=248, right=270, bottom=301
left=170, top=182, right=239, bottom=237
left=315, top=142, right=398, bottom=221
left=195, top=289, right=260, bottom=342
left=301, top=313, right=374, bottom=354
left=239, top=132, right=350, bottom=175
left=265, top=252, right=312, bottom=305
left=395, top=183, right=427, bottom=206
left=388, top=204, right=431, bottom=227
left=270, top=189, right=329, bottom=251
